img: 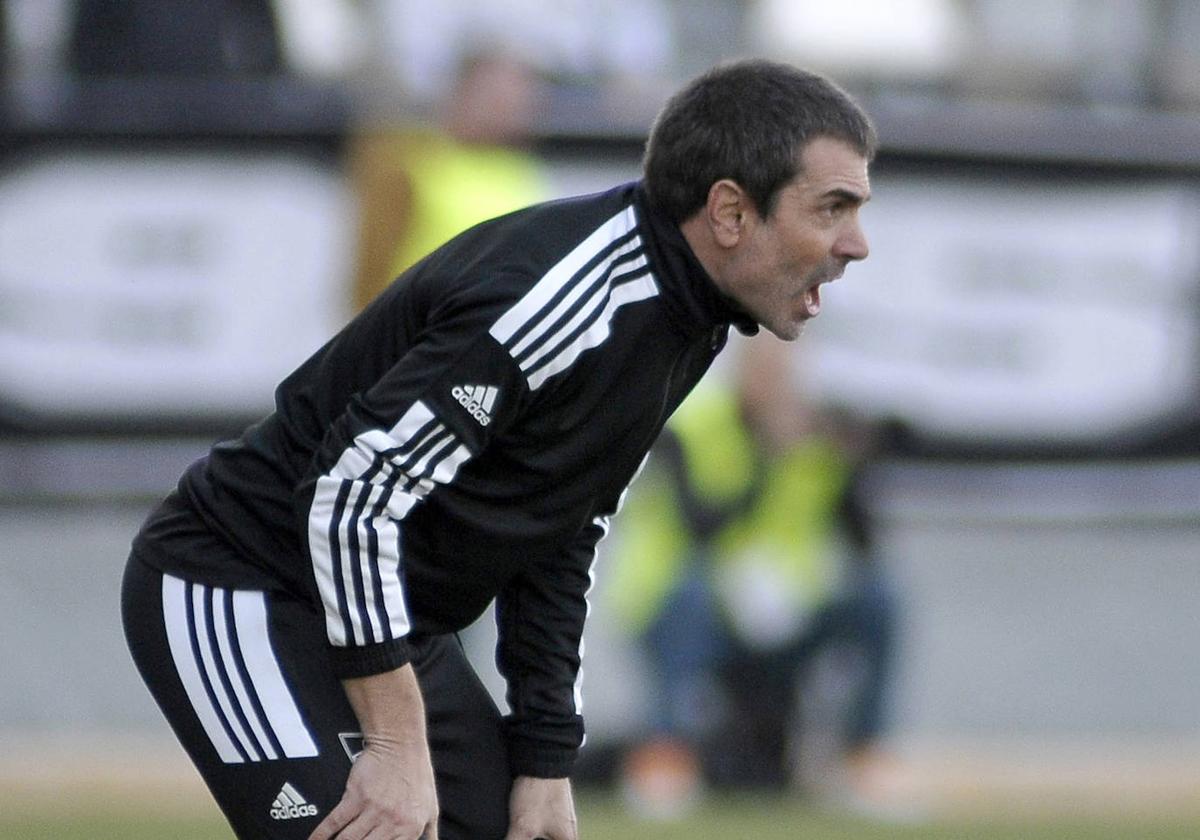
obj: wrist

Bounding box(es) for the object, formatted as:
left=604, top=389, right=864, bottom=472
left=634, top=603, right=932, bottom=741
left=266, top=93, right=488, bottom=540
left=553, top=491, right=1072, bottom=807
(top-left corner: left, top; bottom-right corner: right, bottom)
left=342, top=665, right=429, bottom=752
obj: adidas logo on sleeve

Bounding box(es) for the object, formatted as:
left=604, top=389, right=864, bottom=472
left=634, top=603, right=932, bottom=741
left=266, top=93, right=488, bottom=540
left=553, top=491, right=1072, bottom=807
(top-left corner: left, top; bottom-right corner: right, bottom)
left=270, top=782, right=319, bottom=820
left=451, top=385, right=498, bottom=426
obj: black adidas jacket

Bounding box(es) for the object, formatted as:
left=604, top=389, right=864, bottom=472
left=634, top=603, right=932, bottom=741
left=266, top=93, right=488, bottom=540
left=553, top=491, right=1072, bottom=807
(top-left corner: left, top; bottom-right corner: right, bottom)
left=133, top=182, right=753, bottom=777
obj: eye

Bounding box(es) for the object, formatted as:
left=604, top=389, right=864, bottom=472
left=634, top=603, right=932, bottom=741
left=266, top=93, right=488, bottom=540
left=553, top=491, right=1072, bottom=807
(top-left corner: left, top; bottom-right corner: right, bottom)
left=818, top=202, right=843, bottom=220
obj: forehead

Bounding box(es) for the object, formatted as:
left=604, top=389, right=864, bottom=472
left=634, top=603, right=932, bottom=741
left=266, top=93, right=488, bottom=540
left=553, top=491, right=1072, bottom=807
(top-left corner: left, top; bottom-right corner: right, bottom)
left=792, top=136, right=871, bottom=196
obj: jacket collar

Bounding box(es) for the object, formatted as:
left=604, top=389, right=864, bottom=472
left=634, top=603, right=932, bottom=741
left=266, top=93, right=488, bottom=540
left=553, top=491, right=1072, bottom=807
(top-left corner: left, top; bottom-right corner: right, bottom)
left=633, top=183, right=759, bottom=339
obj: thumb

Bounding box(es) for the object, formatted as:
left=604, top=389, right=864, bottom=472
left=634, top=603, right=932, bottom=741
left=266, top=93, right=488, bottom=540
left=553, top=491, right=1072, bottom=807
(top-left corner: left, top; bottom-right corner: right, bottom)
left=424, top=820, right=440, bottom=840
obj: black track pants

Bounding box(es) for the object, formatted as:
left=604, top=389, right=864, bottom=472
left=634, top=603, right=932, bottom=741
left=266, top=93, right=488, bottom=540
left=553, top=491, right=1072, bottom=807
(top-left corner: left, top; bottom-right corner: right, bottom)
left=121, top=553, right=512, bottom=839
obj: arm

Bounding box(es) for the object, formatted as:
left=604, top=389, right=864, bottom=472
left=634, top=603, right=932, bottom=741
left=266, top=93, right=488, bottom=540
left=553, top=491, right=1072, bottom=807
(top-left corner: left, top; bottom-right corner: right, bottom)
left=493, top=520, right=603, bottom=838
left=659, top=428, right=768, bottom=545
left=308, top=665, right=438, bottom=840
left=298, top=313, right=529, bottom=832
left=495, top=523, right=598, bottom=776
left=301, top=325, right=528, bottom=680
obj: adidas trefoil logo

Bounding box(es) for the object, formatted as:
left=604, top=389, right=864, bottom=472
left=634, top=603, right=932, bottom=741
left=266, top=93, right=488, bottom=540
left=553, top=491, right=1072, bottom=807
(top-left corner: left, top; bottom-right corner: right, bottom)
left=451, top=384, right=498, bottom=427
left=270, top=782, right=319, bottom=821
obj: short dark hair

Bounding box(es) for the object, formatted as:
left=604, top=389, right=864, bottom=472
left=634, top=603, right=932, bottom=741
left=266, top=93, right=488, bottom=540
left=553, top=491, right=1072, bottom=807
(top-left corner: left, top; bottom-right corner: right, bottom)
left=642, top=60, right=877, bottom=224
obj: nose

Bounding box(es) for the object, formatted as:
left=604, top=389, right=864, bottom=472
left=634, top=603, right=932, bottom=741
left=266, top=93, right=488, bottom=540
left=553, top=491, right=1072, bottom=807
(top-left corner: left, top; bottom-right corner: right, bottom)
left=836, top=217, right=869, bottom=262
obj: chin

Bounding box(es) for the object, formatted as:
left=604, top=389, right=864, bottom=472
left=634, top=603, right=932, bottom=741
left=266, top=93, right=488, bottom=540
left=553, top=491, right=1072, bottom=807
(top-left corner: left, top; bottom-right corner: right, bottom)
left=765, top=320, right=806, bottom=341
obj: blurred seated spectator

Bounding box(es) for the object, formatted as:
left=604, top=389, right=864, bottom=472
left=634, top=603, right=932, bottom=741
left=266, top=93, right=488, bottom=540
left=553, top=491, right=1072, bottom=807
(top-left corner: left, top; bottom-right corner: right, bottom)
left=609, top=336, right=903, bottom=818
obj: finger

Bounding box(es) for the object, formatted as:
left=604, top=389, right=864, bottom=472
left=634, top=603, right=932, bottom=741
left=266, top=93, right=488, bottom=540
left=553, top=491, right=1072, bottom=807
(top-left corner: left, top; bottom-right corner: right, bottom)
left=307, top=800, right=356, bottom=840
left=308, top=810, right=347, bottom=840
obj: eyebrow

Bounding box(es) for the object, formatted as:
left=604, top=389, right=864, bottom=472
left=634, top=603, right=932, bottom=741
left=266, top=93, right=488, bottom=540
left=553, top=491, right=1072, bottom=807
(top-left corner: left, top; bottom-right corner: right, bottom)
left=823, top=188, right=870, bottom=205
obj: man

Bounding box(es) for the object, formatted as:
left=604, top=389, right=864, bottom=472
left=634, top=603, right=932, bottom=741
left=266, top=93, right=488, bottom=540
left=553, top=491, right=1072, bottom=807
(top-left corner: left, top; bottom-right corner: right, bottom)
left=613, top=336, right=898, bottom=814
left=350, top=49, right=548, bottom=311
left=121, top=59, right=874, bottom=840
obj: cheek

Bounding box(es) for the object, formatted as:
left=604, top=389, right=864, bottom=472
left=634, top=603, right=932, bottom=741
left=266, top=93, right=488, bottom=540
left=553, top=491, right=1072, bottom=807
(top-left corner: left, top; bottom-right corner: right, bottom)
left=787, top=232, right=829, bottom=270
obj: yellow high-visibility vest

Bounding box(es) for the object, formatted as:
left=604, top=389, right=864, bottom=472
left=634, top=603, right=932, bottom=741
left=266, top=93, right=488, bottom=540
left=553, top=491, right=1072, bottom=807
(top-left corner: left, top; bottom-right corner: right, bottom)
left=391, top=131, right=545, bottom=275
left=610, top=381, right=850, bottom=639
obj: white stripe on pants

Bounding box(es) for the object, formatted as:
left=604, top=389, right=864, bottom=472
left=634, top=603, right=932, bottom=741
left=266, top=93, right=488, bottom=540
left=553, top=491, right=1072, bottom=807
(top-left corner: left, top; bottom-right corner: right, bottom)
left=161, top=574, right=318, bottom=763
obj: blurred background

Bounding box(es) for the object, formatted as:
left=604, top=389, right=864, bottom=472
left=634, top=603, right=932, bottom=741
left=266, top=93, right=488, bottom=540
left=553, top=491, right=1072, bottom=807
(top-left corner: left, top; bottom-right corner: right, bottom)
left=1, top=0, right=1198, bottom=832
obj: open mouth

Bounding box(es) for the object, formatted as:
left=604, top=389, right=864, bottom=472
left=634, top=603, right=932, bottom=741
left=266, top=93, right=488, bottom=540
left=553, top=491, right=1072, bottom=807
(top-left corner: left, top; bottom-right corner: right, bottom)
left=801, top=267, right=845, bottom=320
left=802, top=284, right=822, bottom=318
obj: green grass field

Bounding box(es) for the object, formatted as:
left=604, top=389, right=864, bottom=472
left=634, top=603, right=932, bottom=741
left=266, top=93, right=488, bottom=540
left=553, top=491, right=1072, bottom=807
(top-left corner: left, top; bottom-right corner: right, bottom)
left=2, top=790, right=1197, bottom=840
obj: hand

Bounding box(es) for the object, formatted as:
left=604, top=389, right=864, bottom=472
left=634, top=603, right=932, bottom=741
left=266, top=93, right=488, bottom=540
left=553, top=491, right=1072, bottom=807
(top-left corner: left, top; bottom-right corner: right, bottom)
left=309, top=665, right=437, bottom=839
left=504, top=776, right=577, bottom=840
left=307, top=738, right=439, bottom=840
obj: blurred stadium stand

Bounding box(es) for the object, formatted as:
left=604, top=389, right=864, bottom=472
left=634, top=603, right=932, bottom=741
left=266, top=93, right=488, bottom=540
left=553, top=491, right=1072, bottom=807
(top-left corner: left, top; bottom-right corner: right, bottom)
left=1, top=0, right=1198, bottom=810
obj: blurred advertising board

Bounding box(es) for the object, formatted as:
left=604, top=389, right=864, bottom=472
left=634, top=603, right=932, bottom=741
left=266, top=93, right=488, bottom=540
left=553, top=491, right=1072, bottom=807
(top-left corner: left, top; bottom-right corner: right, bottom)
left=3, top=150, right=1197, bottom=453
left=805, top=176, right=1200, bottom=449
left=0, top=150, right=354, bottom=429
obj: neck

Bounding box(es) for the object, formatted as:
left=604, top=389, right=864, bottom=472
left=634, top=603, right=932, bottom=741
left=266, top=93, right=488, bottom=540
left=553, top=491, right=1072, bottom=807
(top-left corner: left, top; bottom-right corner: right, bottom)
left=678, top=213, right=728, bottom=296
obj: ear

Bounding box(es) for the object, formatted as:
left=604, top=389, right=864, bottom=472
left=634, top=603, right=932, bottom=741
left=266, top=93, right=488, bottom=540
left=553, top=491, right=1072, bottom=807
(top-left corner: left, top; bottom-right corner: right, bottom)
left=705, top=179, right=749, bottom=248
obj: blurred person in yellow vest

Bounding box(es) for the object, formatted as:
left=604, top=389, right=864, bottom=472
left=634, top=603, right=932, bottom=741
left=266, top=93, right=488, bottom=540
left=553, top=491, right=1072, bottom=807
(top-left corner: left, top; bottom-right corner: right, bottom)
left=349, top=49, right=548, bottom=311
left=610, top=335, right=904, bottom=818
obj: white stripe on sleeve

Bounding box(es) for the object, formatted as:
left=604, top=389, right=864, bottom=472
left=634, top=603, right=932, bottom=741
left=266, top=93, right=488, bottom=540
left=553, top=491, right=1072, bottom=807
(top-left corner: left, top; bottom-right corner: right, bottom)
left=490, top=206, right=639, bottom=346
left=309, top=400, right=472, bottom=649
left=527, top=272, right=659, bottom=390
